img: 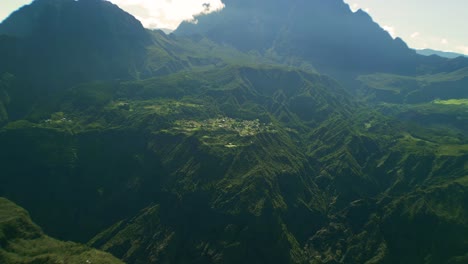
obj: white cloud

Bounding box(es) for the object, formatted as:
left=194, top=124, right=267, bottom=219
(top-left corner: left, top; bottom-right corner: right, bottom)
left=107, top=0, right=224, bottom=29
left=349, top=3, right=359, bottom=12
left=441, top=38, right=449, bottom=45
left=348, top=3, right=370, bottom=14
left=410, top=32, right=420, bottom=39
left=456, top=45, right=468, bottom=55
left=382, top=25, right=397, bottom=39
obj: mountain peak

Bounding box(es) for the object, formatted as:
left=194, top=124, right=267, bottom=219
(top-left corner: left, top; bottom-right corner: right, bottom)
left=0, top=0, right=148, bottom=40
left=176, top=0, right=416, bottom=75
left=0, top=0, right=152, bottom=87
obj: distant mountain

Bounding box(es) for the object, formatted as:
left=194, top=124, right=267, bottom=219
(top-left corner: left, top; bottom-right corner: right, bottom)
left=176, top=0, right=415, bottom=74
left=416, top=48, right=468, bottom=59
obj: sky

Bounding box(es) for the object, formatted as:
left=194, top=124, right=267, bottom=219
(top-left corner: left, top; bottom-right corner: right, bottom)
left=0, top=0, right=32, bottom=23
left=105, top=0, right=224, bottom=29
left=344, top=0, right=468, bottom=55
left=0, top=0, right=467, bottom=55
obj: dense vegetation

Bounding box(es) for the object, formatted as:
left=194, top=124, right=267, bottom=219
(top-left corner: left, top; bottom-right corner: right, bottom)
left=0, top=197, right=123, bottom=263
left=0, top=0, right=467, bottom=263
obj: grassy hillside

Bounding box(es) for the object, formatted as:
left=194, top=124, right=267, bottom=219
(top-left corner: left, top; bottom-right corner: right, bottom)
left=0, top=197, right=123, bottom=264
left=358, top=67, right=468, bottom=104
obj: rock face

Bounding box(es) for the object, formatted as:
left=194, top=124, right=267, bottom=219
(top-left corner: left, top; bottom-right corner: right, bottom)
left=0, top=197, right=124, bottom=264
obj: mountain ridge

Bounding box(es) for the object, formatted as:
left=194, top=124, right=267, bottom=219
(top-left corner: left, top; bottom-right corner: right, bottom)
left=0, top=0, right=162, bottom=91
left=416, top=48, right=468, bottom=59
left=176, top=0, right=413, bottom=73
left=175, top=0, right=468, bottom=84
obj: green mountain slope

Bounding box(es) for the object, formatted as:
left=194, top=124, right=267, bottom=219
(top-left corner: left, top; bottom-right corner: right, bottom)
left=0, top=65, right=347, bottom=243
left=1, top=64, right=467, bottom=263
left=0, top=0, right=467, bottom=264
left=358, top=67, right=468, bottom=104
left=357, top=68, right=468, bottom=146
left=0, top=197, right=123, bottom=264
left=305, top=174, right=468, bottom=263
left=0, top=0, right=196, bottom=121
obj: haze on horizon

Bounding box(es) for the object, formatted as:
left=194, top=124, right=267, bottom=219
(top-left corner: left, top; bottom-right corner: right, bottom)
left=0, top=0, right=467, bottom=55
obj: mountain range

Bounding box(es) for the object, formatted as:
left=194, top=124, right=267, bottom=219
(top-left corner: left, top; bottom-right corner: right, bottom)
left=0, top=0, right=467, bottom=263
left=176, top=0, right=468, bottom=81
left=416, top=48, right=468, bottom=59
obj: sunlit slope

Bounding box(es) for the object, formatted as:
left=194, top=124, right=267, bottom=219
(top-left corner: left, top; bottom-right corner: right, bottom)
left=358, top=68, right=468, bottom=146
left=0, top=65, right=348, bottom=243
left=359, top=67, right=468, bottom=104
